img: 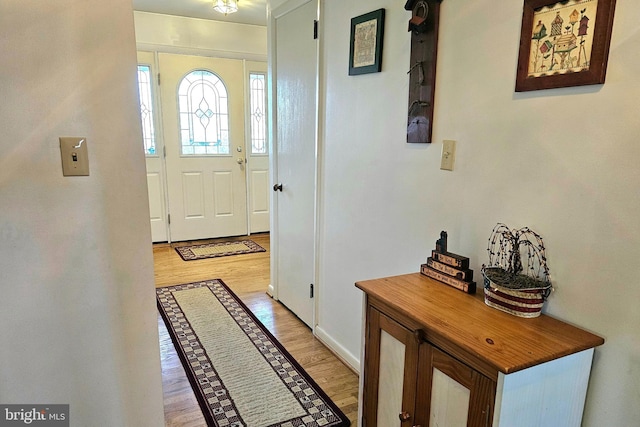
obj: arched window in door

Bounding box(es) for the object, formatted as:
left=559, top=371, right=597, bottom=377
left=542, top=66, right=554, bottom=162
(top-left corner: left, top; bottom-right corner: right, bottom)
left=178, top=70, right=230, bottom=155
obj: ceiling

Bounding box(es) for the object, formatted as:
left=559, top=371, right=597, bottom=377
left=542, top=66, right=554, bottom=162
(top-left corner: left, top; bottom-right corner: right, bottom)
left=132, top=0, right=268, bottom=27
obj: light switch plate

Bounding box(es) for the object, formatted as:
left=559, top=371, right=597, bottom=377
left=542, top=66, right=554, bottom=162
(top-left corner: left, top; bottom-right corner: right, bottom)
left=440, top=139, right=456, bottom=171
left=60, top=137, right=89, bottom=176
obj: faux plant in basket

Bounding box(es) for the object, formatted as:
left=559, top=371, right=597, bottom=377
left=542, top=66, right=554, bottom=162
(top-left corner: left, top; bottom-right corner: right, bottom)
left=481, top=223, right=553, bottom=318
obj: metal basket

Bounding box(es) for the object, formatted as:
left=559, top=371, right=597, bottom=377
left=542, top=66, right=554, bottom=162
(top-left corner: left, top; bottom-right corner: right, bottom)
left=482, top=267, right=552, bottom=318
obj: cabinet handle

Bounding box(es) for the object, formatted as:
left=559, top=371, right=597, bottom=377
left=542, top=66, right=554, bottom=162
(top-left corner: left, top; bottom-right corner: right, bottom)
left=413, top=328, right=426, bottom=344
left=399, top=411, right=412, bottom=422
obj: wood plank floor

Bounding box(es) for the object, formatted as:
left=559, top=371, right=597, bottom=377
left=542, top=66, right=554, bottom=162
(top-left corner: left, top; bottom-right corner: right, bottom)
left=154, top=233, right=360, bottom=426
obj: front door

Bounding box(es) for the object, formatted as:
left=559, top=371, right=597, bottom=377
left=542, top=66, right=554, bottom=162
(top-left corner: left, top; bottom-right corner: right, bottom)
left=158, top=53, right=248, bottom=241
left=271, top=0, right=318, bottom=328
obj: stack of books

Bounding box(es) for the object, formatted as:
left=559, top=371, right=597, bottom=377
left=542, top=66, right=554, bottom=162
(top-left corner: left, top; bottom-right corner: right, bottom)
left=420, top=231, right=476, bottom=294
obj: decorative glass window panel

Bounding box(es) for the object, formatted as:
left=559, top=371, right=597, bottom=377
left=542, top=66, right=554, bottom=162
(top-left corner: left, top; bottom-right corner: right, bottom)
left=249, top=73, right=267, bottom=155
left=137, top=65, right=156, bottom=155
left=178, top=70, right=230, bottom=155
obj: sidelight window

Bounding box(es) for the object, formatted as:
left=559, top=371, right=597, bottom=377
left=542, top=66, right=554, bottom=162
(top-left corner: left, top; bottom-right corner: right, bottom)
left=249, top=72, right=267, bottom=155
left=137, top=65, right=156, bottom=155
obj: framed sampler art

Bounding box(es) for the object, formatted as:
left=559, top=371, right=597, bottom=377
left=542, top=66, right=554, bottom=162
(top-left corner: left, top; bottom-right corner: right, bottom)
left=515, top=0, right=616, bottom=92
left=349, top=9, right=386, bottom=75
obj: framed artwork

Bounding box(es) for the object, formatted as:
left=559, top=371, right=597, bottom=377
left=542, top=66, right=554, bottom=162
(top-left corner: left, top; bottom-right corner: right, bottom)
left=349, top=9, right=386, bottom=75
left=515, top=0, right=616, bottom=92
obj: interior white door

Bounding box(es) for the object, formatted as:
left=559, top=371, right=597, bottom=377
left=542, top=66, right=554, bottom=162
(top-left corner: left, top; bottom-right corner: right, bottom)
left=159, top=53, right=248, bottom=242
left=137, top=51, right=168, bottom=243
left=272, top=0, right=318, bottom=328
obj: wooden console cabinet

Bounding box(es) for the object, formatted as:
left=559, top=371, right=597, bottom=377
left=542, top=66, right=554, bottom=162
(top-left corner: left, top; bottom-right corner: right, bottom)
left=356, top=273, right=604, bottom=427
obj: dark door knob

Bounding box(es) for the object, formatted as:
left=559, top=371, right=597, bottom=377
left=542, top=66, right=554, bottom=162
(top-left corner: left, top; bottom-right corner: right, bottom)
left=273, top=183, right=283, bottom=192
left=399, top=411, right=412, bottom=422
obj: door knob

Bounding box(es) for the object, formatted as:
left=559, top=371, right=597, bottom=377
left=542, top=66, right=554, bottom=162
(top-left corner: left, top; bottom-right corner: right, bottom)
left=273, top=183, right=283, bottom=192
left=399, top=411, right=412, bottom=422
left=237, top=158, right=245, bottom=164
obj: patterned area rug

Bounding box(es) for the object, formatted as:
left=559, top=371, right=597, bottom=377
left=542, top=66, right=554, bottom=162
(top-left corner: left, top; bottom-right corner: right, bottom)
left=157, top=279, right=350, bottom=427
left=175, top=240, right=266, bottom=261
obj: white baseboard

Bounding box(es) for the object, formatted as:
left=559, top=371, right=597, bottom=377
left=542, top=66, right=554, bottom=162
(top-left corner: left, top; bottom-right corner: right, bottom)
left=314, top=326, right=360, bottom=374
left=267, top=284, right=274, bottom=297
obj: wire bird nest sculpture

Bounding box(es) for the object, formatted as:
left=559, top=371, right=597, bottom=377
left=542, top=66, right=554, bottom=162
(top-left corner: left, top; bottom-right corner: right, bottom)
left=485, top=223, right=551, bottom=291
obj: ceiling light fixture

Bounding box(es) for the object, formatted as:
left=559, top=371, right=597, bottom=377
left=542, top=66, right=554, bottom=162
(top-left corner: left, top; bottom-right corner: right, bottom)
left=213, top=0, right=239, bottom=15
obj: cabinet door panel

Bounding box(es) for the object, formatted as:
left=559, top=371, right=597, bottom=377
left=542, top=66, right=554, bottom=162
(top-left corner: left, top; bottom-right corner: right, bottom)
left=377, top=329, right=407, bottom=426
left=430, top=367, right=471, bottom=426
left=363, top=307, right=419, bottom=427
left=416, top=345, right=495, bottom=427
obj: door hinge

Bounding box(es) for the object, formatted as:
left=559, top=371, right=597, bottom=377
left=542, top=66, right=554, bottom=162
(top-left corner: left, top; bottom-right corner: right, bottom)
left=167, top=214, right=171, bottom=225
left=163, top=145, right=166, bottom=158
left=157, top=73, right=161, bottom=86
left=314, top=20, right=318, bottom=40
left=310, top=283, right=314, bottom=298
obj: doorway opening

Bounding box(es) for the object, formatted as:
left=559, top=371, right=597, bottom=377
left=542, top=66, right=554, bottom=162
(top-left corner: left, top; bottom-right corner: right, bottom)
left=136, top=52, right=269, bottom=243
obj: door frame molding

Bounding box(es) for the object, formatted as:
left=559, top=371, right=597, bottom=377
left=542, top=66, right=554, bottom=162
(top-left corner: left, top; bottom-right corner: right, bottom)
left=267, top=0, right=321, bottom=332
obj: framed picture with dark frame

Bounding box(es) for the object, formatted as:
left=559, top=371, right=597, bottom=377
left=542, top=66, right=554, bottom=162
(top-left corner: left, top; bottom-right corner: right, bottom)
left=349, top=9, right=386, bottom=76
left=515, top=0, right=616, bottom=92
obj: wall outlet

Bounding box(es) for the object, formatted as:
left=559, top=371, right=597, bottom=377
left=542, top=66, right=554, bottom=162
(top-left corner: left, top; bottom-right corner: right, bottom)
left=440, top=140, right=456, bottom=171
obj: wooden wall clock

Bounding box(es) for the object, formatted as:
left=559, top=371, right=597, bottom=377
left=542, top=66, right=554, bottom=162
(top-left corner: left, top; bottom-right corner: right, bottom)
left=405, top=0, right=442, bottom=143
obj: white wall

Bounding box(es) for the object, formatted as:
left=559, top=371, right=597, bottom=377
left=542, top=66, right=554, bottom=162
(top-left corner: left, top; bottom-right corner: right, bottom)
left=315, top=1, right=640, bottom=426
left=134, top=11, right=267, bottom=60
left=0, top=1, right=165, bottom=426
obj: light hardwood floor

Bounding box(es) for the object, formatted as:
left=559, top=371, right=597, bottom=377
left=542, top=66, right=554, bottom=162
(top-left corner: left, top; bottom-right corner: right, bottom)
left=154, top=233, right=360, bottom=426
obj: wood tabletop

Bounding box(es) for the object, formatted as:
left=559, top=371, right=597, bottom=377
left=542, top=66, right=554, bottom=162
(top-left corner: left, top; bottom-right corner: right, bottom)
left=356, top=273, right=604, bottom=376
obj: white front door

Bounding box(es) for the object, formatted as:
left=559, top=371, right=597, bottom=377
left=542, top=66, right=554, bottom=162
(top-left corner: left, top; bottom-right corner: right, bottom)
left=159, top=53, right=248, bottom=241
left=271, top=0, right=318, bottom=328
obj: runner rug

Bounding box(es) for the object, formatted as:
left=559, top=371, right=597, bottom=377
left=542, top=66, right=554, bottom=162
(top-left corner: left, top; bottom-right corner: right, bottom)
left=175, top=240, right=266, bottom=261
left=157, top=279, right=350, bottom=427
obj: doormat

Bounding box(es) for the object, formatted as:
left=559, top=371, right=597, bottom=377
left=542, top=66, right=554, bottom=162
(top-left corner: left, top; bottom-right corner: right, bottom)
left=157, top=279, right=350, bottom=427
left=175, top=240, right=266, bottom=261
